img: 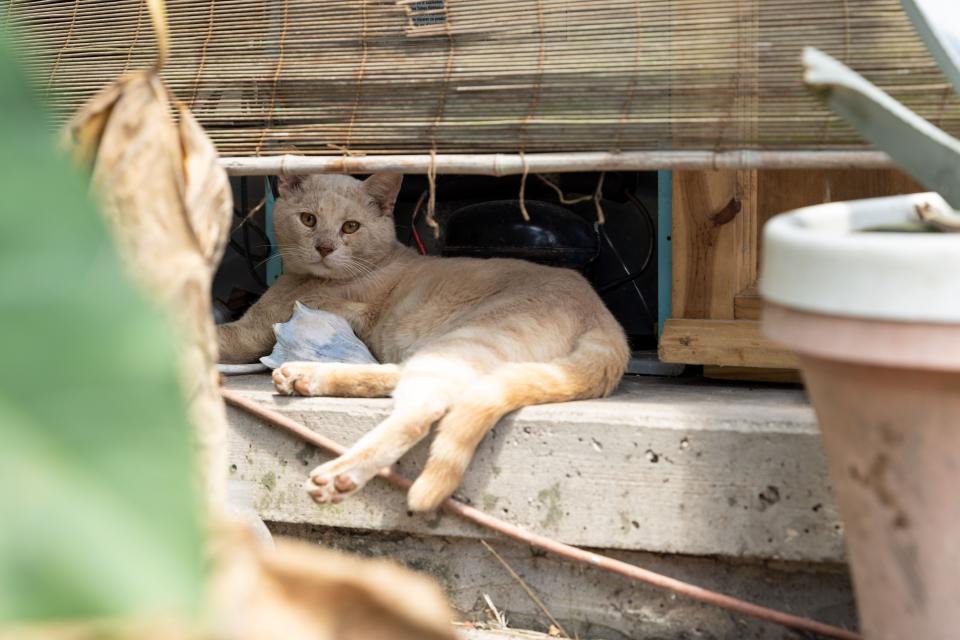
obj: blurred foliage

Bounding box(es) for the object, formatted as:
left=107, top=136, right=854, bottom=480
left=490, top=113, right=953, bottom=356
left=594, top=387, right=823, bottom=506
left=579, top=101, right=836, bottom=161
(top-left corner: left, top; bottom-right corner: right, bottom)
left=0, top=34, right=205, bottom=624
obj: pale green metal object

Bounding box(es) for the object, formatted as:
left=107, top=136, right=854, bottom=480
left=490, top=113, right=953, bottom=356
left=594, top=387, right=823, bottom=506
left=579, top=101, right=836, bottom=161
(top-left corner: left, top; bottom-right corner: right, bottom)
left=803, top=47, right=960, bottom=213
left=802, top=0, right=960, bottom=226
left=900, top=0, right=960, bottom=94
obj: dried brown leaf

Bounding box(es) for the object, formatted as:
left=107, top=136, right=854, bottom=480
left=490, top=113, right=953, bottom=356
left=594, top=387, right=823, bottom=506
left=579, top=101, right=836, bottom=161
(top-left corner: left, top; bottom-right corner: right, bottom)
left=146, top=0, right=169, bottom=70
left=63, top=69, right=229, bottom=509
left=60, top=79, right=124, bottom=169
left=177, top=101, right=232, bottom=265
left=213, top=525, right=457, bottom=640
left=915, top=201, right=960, bottom=232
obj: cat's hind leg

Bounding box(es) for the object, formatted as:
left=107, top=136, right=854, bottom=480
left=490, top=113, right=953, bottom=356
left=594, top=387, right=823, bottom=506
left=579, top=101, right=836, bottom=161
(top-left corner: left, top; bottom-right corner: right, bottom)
left=404, top=364, right=583, bottom=512
left=407, top=329, right=626, bottom=511
left=304, top=352, right=481, bottom=504
left=273, top=362, right=400, bottom=397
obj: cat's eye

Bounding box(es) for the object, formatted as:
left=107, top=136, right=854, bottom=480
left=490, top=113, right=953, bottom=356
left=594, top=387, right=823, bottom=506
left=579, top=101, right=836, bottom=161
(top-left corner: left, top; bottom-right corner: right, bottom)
left=341, top=220, right=361, bottom=234
left=299, top=212, right=317, bottom=227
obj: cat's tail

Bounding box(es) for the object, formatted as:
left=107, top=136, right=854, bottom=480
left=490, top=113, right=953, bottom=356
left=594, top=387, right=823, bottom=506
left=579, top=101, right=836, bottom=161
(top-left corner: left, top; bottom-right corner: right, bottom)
left=406, top=324, right=629, bottom=512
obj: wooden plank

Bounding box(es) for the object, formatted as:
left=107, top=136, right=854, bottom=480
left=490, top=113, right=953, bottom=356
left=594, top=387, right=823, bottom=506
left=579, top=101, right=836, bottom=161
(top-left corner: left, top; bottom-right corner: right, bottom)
left=665, top=169, right=918, bottom=369
left=733, top=286, right=763, bottom=321
left=757, top=169, right=922, bottom=235
left=703, top=365, right=803, bottom=385
left=670, top=170, right=756, bottom=319
left=658, top=318, right=798, bottom=369
left=672, top=169, right=919, bottom=319
left=737, top=169, right=760, bottom=293
left=225, top=374, right=842, bottom=562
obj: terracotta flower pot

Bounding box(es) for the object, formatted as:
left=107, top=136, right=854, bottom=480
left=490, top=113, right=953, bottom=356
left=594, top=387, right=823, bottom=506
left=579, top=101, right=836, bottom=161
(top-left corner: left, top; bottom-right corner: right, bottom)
left=760, top=193, right=960, bottom=640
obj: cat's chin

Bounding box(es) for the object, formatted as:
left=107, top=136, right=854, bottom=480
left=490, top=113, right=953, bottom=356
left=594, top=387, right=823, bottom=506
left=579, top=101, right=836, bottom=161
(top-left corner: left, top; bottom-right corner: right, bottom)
left=284, top=263, right=338, bottom=279
left=303, top=263, right=354, bottom=282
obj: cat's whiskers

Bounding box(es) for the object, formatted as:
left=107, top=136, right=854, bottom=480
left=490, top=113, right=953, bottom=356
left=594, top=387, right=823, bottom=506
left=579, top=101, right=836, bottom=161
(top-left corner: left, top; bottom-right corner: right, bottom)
left=348, top=256, right=385, bottom=279
left=344, top=258, right=387, bottom=289
left=254, top=253, right=284, bottom=270
left=349, top=261, right=376, bottom=278
left=328, top=258, right=388, bottom=296
left=349, top=255, right=378, bottom=268
left=254, top=247, right=309, bottom=270
left=344, top=262, right=379, bottom=286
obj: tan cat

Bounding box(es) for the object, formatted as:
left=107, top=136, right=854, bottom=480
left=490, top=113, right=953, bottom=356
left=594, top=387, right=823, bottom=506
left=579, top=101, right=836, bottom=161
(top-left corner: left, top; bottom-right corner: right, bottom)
left=218, top=173, right=629, bottom=511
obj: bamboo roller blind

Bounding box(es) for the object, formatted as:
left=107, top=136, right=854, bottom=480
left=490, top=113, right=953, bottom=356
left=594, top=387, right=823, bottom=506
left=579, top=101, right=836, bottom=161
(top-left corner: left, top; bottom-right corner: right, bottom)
left=7, top=0, right=960, bottom=158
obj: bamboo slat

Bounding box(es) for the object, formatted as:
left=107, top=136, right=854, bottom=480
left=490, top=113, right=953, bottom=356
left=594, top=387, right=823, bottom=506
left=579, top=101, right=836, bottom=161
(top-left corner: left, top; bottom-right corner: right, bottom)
left=219, top=150, right=894, bottom=175
left=6, top=0, right=960, bottom=162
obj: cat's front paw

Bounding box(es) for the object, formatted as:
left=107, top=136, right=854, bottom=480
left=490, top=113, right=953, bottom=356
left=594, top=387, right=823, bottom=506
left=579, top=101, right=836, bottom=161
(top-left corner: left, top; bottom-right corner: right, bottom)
left=273, top=362, right=324, bottom=396
left=305, top=457, right=368, bottom=504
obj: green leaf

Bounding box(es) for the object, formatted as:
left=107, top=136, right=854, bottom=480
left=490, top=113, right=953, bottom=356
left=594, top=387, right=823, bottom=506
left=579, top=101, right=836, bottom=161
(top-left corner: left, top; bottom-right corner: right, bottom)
left=0, top=35, right=205, bottom=624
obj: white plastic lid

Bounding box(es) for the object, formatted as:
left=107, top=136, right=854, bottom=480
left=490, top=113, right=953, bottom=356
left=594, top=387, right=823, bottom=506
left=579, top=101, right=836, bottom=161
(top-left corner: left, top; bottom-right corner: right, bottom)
left=760, top=192, right=960, bottom=323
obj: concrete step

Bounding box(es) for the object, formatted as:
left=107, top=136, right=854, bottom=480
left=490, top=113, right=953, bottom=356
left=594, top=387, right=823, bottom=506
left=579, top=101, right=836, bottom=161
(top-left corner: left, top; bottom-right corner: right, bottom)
left=226, top=373, right=856, bottom=639
left=269, top=522, right=854, bottom=640
left=457, top=626, right=582, bottom=640
left=225, top=373, right=843, bottom=563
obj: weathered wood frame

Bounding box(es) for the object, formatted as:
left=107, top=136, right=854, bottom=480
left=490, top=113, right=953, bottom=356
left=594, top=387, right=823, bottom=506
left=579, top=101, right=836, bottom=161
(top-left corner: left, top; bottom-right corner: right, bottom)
left=659, top=169, right=922, bottom=370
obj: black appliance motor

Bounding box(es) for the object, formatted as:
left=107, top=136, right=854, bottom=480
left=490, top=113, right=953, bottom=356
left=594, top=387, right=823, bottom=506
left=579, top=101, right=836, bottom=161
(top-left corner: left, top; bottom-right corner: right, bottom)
left=441, top=199, right=599, bottom=272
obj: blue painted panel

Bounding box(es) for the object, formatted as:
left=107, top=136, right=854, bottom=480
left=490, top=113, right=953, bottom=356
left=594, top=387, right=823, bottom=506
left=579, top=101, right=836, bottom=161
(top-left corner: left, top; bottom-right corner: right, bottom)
left=656, top=170, right=672, bottom=338
left=264, top=177, right=281, bottom=283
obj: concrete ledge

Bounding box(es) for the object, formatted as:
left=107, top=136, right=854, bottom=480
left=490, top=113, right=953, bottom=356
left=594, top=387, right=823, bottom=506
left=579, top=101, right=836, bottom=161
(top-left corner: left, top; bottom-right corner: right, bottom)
left=226, top=374, right=844, bottom=562
left=459, top=629, right=564, bottom=640
left=272, top=523, right=855, bottom=640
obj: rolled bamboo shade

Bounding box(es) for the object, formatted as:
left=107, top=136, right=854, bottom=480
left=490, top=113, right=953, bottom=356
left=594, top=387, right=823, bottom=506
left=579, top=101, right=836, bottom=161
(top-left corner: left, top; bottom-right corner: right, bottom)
left=7, top=0, right=960, bottom=159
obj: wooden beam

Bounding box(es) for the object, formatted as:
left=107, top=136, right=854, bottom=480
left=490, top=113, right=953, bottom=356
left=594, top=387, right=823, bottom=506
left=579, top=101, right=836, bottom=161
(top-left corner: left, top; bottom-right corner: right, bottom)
left=659, top=319, right=798, bottom=369
left=734, top=286, right=764, bottom=321
left=703, top=365, right=803, bottom=385
left=671, top=171, right=757, bottom=319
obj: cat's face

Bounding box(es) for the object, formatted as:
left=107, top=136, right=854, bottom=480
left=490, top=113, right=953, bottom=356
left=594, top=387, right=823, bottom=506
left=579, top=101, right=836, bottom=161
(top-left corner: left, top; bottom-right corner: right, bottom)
left=273, top=173, right=402, bottom=280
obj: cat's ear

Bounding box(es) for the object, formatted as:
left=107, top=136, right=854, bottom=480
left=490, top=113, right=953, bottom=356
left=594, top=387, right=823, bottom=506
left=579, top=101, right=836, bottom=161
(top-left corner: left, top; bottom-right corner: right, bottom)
left=363, top=173, right=403, bottom=217
left=277, top=174, right=305, bottom=197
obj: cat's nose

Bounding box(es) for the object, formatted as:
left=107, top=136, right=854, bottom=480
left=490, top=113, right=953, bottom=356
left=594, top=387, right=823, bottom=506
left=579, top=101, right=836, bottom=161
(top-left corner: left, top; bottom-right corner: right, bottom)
left=316, top=244, right=335, bottom=258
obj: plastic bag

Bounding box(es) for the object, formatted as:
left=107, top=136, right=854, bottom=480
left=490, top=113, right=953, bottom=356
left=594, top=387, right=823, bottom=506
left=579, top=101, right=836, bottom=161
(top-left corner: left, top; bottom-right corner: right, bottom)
left=260, top=301, right=378, bottom=369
